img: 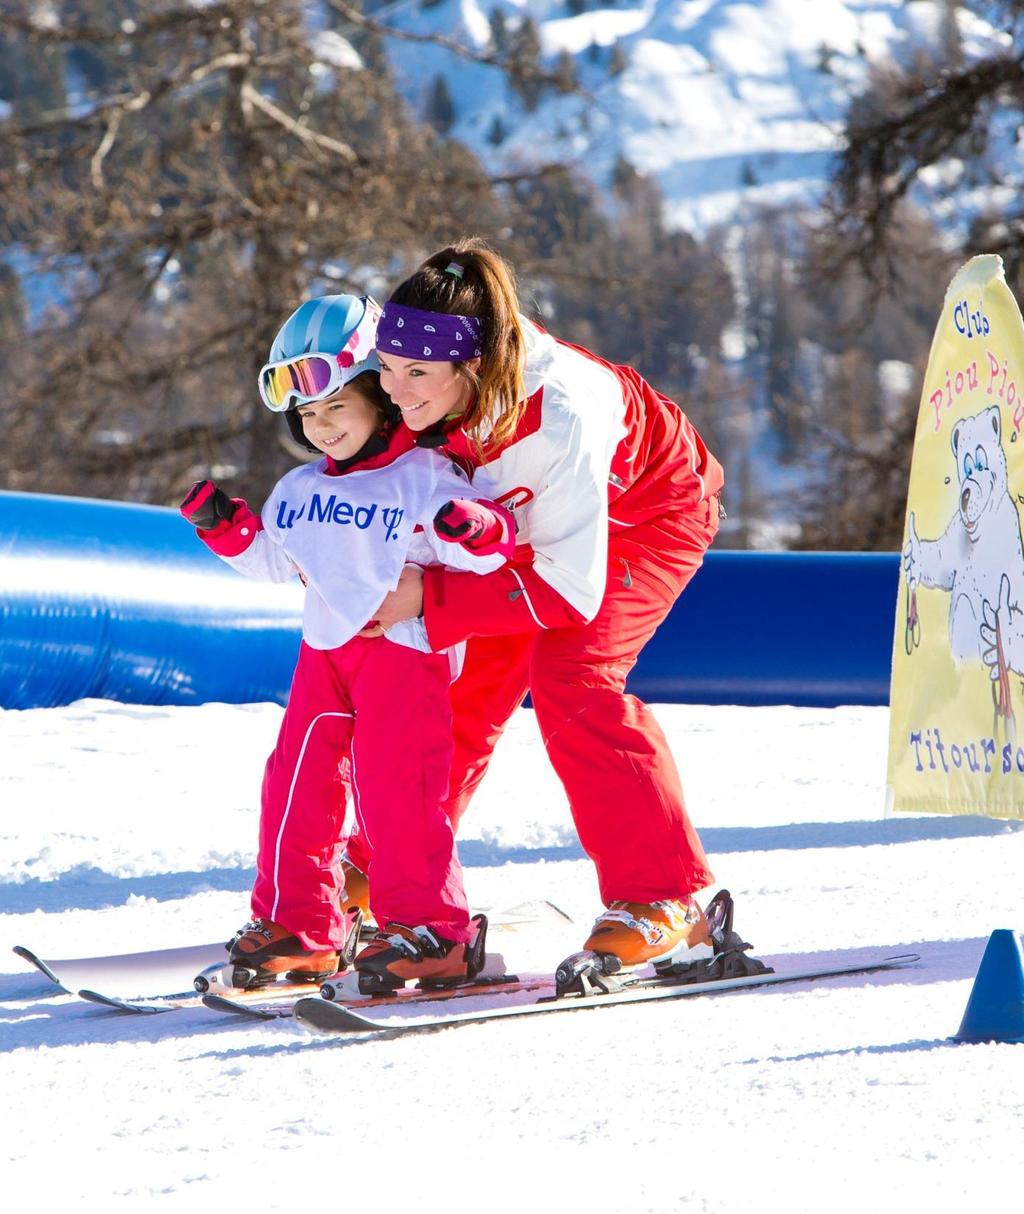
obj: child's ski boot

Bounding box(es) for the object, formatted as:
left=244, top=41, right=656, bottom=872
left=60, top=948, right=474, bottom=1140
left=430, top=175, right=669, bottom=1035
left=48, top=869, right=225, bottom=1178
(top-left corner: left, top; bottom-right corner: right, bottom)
left=353, top=914, right=488, bottom=994
left=216, top=908, right=362, bottom=990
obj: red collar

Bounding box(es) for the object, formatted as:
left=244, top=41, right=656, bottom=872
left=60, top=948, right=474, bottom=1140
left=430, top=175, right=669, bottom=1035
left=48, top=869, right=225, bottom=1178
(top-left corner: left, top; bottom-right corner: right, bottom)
left=404, top=388, right=543, bottom=467
left=325, top=424, right=418, bottom=475
left=428, top=423, right=476, bottom=463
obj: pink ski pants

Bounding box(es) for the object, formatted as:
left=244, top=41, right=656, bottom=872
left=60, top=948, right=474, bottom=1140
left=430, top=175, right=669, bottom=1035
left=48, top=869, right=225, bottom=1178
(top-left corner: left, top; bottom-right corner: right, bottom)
left=251, top=635, right=470, bottom=950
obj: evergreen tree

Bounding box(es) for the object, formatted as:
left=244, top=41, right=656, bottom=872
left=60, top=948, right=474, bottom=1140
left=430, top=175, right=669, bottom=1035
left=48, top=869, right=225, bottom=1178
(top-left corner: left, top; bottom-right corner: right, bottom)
left=488, top=8, right=509, bottom=56
left=508, top=17, right=544, bottom=111
left=487, top=113, right=507, bottom=145
left=611, top=153, right=639, bottom=195
left=510, top=163, right=734, bottom=414
left=553, top=49, right=577, bottom=94
left=427, top=74, right=455, bottom=133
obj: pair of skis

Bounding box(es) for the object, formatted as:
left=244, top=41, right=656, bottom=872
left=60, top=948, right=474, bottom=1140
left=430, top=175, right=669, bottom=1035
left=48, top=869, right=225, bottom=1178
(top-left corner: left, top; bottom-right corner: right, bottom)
left=12, top=893, right=921, bottom=1036
left=292, top=951, right=921, bottom=1035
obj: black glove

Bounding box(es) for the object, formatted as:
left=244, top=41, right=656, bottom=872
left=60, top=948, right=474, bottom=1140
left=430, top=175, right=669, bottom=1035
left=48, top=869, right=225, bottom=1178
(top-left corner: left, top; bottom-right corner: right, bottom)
left=180, top=480, right=237, bottom=530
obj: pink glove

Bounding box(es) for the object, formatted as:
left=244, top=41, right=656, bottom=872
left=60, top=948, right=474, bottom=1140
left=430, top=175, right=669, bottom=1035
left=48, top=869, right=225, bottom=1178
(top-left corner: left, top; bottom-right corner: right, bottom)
left=433, top=499, right=515, bottom=559
left=179, top=480, right=237, bottom=530
left=180, top=480, right=261, bottom=557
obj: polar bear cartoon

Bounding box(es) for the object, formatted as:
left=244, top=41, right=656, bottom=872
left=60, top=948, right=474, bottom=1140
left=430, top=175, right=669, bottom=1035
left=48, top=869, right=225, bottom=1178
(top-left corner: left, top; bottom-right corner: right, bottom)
left=903, top=404, right=1024, bottom=673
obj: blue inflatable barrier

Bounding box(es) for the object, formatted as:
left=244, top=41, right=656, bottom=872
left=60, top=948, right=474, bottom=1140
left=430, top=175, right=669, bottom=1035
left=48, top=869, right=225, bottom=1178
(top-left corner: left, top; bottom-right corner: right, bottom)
left=629, top=550, right=899, bottom=707
left=0, top=491, right=302, bottom=709
left=0, top=491, right=900, bottom=710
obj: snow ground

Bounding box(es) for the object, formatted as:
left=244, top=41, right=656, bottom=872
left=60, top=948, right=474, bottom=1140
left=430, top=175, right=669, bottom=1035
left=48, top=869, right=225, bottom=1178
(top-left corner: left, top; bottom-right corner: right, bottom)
left=3, top=699, right=1024, bottom=1211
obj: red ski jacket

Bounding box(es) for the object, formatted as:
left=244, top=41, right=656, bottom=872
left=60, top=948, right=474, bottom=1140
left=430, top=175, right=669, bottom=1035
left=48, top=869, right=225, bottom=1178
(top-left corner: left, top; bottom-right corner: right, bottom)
left=420, top=320, right=724, bottom=652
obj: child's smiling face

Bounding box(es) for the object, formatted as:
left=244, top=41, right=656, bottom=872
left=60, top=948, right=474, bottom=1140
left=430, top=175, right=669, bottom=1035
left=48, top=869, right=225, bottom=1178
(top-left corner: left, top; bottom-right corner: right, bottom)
left=295, top=384, right=380, bottom=460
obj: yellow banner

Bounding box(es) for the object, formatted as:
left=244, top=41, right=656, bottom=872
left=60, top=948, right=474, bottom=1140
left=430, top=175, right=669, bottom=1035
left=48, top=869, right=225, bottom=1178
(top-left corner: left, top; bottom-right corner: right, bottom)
left=888, top=255, right=1024, bottom=817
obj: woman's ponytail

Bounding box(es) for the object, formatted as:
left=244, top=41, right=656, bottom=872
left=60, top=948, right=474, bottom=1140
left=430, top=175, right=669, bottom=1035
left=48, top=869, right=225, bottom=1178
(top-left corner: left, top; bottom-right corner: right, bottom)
left=388, top=238, right=527, bottom=450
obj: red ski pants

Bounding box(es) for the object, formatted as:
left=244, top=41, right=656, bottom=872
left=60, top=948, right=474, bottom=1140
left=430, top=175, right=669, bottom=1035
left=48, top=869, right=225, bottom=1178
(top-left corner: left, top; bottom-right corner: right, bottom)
left=349, top=497, right=719, bottom=905
left=251, top=636, right=470, bottom=950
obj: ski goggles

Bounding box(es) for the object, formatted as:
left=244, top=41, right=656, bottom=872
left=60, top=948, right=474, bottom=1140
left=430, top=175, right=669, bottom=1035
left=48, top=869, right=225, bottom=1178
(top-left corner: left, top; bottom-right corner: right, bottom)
left=258, top=300, right=382, bottom=412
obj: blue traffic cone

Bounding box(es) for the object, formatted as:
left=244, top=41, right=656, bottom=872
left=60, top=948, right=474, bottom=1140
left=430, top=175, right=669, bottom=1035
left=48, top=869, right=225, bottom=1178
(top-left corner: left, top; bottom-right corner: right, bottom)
left=952, top=929, right=1024, bottom=1044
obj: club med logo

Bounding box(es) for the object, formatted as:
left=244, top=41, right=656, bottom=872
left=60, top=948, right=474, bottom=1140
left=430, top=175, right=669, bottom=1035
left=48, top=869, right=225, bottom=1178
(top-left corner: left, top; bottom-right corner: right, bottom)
left=276, top=493, right=405, bottom=541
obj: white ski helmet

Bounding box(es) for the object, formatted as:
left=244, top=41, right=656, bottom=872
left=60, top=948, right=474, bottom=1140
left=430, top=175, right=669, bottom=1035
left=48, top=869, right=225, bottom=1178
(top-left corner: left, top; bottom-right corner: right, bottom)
left=260, top=294, right=384, bottom=451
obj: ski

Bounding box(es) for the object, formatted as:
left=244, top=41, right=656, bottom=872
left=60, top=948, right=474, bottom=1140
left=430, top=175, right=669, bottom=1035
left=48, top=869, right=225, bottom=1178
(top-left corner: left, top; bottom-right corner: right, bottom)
left=13, top=900, right=571, bottom=1016
left=13, top=941, right=225, bottom=997
left=292, top=952, right=922, bottom=1036
left=200, top=970, right=550, bottom=1021
left=200, top=993, right=306, bottom=1020
left=76, top=979, right=323, bottom=1015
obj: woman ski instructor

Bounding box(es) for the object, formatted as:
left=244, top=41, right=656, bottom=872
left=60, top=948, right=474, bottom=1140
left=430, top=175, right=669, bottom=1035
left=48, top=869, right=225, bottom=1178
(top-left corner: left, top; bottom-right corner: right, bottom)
left=350, top=238, right=725, bottom=969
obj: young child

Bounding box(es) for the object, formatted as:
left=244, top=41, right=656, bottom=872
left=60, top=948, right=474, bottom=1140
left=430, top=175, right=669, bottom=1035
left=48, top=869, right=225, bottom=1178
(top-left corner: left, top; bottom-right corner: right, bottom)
left=179, top=294, right=514, bottom=992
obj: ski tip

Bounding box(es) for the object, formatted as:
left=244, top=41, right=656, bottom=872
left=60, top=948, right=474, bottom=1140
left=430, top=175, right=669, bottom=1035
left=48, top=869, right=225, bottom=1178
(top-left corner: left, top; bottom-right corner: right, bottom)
left=541, top=901, right=575, bottom=924
left=77, top=989, right=174, bottom=1014
left=12, top=945, right=62, bottom=987
left=293, top=996, right=382, bottom=1034
left=201, top=993, right=287, bottom=1020
left=497, top=900, right=575, bottom=926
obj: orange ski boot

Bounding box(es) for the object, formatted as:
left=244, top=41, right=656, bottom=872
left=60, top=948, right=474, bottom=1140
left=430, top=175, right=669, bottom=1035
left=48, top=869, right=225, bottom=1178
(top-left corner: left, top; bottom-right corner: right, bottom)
left=582, top=897, right=712, bottom=968
left=340, top=858, right=376, bottom=933
left=354, top=915, right=488, bottom=994
left=226, top=908, right=361, bottom=989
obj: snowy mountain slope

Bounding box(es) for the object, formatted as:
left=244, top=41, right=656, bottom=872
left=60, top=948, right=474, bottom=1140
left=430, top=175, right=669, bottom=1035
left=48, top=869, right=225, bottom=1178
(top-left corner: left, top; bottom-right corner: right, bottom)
left=363, top=0, right=1014, bottom=234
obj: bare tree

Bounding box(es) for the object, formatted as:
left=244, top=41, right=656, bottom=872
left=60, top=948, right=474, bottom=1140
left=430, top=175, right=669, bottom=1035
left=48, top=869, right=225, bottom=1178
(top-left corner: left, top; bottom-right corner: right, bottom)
left=791, top=213, right=956, bottom=550
left=824, top=0, right=1024, bottom=291
left=784, top=1, right=1024, bottom=547
left=0, top=0, right=749, bottom=549
left=0, top=0, right=504, bottom=504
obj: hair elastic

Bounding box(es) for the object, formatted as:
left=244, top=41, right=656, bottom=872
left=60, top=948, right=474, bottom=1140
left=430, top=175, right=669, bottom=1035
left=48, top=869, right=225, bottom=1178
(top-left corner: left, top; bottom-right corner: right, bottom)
left=444, top=262, right=465, bottom=279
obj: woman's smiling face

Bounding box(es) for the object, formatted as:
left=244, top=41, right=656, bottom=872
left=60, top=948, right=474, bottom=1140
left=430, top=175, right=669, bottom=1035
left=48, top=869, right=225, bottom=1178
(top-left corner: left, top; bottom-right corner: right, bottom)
left=376, top=351, right=478, bottom=431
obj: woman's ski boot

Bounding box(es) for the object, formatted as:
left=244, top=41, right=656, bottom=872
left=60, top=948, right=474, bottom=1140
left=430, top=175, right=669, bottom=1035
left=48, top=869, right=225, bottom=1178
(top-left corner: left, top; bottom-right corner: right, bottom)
left=581, top=895, right=712, bottom=967
left=554, top=891, right=770, bottom=997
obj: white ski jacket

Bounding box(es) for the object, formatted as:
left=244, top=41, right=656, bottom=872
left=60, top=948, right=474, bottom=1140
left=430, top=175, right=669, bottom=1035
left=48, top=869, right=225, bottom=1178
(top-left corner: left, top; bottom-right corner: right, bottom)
left=199, top=445, right=506, bottom=655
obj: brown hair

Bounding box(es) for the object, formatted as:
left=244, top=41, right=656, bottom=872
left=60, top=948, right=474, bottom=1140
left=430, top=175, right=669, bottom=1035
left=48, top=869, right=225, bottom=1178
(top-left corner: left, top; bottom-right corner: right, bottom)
left=347, top=370, right=399, bottom=429
left=389, top=238, right=527, bottom=450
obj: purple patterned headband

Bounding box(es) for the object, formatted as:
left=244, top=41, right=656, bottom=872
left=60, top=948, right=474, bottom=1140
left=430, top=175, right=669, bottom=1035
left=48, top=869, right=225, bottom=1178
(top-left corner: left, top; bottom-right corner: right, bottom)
left=376, top=302, right=484, bottom=362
